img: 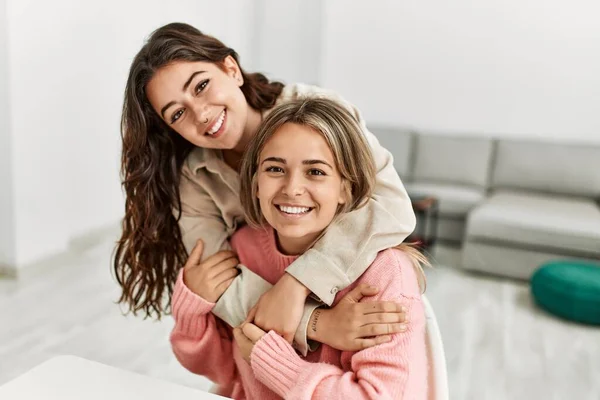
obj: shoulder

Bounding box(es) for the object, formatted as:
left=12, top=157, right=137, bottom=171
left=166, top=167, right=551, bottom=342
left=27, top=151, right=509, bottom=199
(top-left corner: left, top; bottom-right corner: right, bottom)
left=178, top=148, right=212, bottom=199
left=279, top=83, right=338, bottom=99
left=277, top=84, right=384, bottom=148
left=277, top=83, right=358, bottom=116
left=358, top=248, right=423, bottom=300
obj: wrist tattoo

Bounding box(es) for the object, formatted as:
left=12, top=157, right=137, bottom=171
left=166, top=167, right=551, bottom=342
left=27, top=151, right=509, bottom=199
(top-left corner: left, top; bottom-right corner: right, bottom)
left=311, top=310, right=322, bottom=333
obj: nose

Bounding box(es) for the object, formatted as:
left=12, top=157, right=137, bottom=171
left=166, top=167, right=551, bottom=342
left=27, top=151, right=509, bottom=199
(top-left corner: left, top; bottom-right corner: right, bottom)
left=191, top=103, right=210, bottom=126
left=282, top=172, right=305, bottom=197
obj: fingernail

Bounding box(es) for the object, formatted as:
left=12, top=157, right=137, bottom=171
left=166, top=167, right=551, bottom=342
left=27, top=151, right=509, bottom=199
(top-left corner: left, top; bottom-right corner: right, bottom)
left=399, top=324, right=408, bottom=331
left=401, top=306, right=407, bottom=312
left=369, top=285, right=377, bottom=290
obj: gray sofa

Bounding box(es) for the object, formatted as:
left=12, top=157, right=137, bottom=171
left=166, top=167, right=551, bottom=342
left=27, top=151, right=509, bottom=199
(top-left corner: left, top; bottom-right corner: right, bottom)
left=372, top=126, right=600, bottom=280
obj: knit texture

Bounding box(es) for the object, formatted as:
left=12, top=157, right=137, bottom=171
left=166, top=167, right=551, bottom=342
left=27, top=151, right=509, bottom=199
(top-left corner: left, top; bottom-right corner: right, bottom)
left=170, top=225, right=427, bottom=399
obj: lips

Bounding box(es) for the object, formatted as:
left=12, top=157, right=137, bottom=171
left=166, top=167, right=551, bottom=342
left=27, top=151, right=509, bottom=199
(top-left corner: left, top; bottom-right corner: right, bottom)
left=276, top=204, right=314, bottom=215
left=206, top=109, right=226, bottom=136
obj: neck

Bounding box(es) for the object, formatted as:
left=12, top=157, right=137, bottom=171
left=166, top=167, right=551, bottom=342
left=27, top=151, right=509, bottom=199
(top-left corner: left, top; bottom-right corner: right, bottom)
left=275, top=231, right=322, bottom=256
left=234, top=105, right=263, bottom=155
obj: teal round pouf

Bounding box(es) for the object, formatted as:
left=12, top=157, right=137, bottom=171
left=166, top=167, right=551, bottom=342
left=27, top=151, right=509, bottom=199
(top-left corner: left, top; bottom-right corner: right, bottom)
left=531, top=261, right=600, bottom=325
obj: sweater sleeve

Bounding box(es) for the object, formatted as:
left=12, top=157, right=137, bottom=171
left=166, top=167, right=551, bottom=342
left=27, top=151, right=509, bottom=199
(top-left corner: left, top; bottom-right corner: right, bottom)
left=169, top=269, right=238, bottom=385
left=284, top=89, right=416, bottom=305
left=251, top=251, right=427, bottom=399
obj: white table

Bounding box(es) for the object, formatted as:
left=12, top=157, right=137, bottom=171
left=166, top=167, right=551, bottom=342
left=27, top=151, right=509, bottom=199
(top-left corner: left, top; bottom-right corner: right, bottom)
left=0, top=355, right=227, bottom=399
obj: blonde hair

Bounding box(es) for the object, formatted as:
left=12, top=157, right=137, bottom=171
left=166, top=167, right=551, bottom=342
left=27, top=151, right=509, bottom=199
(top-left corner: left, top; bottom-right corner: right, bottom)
left=394, top=243, right=431, bottom=293
left=240, top=98, right=376, bottom=225
left=239, top=97, right=429, bottom=292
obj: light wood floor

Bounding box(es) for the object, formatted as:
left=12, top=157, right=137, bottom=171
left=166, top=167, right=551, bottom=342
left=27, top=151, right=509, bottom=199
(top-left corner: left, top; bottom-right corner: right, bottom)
left=1, top=231, right=599, bottom=399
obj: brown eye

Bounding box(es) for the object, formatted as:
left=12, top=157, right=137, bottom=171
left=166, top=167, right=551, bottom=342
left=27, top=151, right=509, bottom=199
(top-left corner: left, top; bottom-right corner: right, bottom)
left=265, top=166, right=284, bottom=173
left=195, top=79, right=209, bottom=94
left=308, top=169, right=326, bottom=176
left=171, top=109, right=184, bottom=124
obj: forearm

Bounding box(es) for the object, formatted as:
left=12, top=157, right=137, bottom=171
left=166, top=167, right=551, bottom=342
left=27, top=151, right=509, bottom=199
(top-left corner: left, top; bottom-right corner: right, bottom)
left=212, top=265, right=272, bottom=327
left=286, top=196, right=415, bottom=305
left=170, top=271, right=236, bottom=383
left=214, top=268, right=321, bottom=355
left=306, top=308, right=327, bottom=342
left=251, top=332, right=402, bottom=400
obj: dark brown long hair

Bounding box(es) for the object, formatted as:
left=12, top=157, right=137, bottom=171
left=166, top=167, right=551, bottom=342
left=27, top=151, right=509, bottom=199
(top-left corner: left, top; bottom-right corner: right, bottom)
left=114, top=22, right=284, bottom=319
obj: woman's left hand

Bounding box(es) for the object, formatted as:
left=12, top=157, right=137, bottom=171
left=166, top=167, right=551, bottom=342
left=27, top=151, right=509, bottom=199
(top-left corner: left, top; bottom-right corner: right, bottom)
left=233, top=322, right=267, bottom=363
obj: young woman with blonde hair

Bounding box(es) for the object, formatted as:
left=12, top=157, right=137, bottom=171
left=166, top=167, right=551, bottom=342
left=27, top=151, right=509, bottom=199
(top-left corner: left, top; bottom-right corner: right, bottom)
left=170, top=98, right=428, bottom=399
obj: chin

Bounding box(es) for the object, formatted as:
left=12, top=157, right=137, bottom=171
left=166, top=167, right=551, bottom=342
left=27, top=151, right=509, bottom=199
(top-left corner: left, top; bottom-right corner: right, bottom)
left=276, top=225, right=311, bottom=238
left=283, top=228, right=324, bottom=242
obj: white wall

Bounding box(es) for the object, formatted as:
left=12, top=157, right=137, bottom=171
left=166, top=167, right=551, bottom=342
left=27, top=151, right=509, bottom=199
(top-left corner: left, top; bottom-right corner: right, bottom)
left=4, top=0, right=254, bottom=269
left=253, top=0, right=322, bottom=84
left=321, top=0, right=600, bottom=142
left=0, top=0, right=15, bottom=269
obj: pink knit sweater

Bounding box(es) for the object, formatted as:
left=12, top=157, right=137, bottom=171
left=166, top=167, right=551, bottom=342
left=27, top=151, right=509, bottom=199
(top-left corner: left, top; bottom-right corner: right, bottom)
left=170, top=226, right=427, bottom=399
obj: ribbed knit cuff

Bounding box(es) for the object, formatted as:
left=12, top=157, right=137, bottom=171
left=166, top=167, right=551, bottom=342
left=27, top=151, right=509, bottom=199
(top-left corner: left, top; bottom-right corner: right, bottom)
left=250, top=331, right=307, bottom=398
left=171, top=269, right=215, bottom=337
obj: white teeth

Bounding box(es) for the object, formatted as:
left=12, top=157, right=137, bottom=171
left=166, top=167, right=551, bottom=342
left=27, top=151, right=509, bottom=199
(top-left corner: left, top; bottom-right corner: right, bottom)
left=207, top=110, right=225, bottom=135
left=279, top=206, right=310, bottom=214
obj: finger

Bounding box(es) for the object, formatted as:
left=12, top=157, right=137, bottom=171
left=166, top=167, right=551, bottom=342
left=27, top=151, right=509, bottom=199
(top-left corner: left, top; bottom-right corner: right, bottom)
left=185, top=239, right=205, bottom=268
left=282, top=331, right=294, bottom=344
left=360, top=311, right=407, bottom=326
left=202, top=250, right=238, bottom=269
left=360, top=301, right=406, bottom=315
left=232, top=326, right=243, bottom=341
left=212, top=264, right=240, bottom=283
left=340, top=283, right=379, bottom=304
left=207, top=257, right=240, bottom=278
left=215, top=277, right=236, bottom=297
left=359, top=322, right=407, bottom=338
left=246, top=305, right=258, bottom=324
left=241, top=323, right=267, bottom=343
left=233, top=327, right=251, bottom=345
left=356, top=335, right=393, bottom=350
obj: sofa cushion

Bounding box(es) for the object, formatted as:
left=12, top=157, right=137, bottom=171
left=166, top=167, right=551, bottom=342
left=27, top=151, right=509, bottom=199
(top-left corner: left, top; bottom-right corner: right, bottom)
left=492, top=139, right=600, bottom=198
left=369, top=126, right=414, bottom=180
left=406, top=182, right=486, bottom=216
left=466, top=190, right=600, bottom=256
left=412, top=134, right=494, bottom=188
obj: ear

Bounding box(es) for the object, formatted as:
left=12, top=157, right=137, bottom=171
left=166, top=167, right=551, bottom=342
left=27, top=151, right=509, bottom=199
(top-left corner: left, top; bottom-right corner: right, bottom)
left=253, top=174, right=260, bottom=199
left=223, top=55, right=244, bottom=87
left=338, top=180, right=350, bottom=205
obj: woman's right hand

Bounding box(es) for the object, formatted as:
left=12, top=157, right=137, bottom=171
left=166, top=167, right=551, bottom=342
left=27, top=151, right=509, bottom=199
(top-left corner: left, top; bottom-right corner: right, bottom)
left=183, top=239, right=240, bottom=303
left=307, top=283, right=408, bottom=351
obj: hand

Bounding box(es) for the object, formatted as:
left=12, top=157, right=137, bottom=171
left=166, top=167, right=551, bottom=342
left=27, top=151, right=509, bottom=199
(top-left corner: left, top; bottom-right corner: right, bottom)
left=307, top=283, right=407, bottom=351
left=182, top=239, right=240, bottom=303
left=233, top=322, right=267, bottom=364
left=251, top=273, right=311, bottom=343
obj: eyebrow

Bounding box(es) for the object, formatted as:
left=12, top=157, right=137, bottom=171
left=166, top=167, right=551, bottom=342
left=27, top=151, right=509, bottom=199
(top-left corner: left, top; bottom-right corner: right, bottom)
left=160, top=70, right=207, bottom=119
left=261, top=157, right=333, bottom=169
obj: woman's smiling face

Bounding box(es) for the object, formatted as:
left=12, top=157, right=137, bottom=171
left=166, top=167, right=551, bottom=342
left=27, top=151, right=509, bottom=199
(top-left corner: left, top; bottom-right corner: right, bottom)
left=256, top=122, right=347, bottom=255
left=145, top=57, right=249, bottom=150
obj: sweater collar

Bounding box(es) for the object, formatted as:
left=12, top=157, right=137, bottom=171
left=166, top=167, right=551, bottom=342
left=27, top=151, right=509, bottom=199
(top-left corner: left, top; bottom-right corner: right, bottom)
left=259, top=226, right=300, bottom=272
